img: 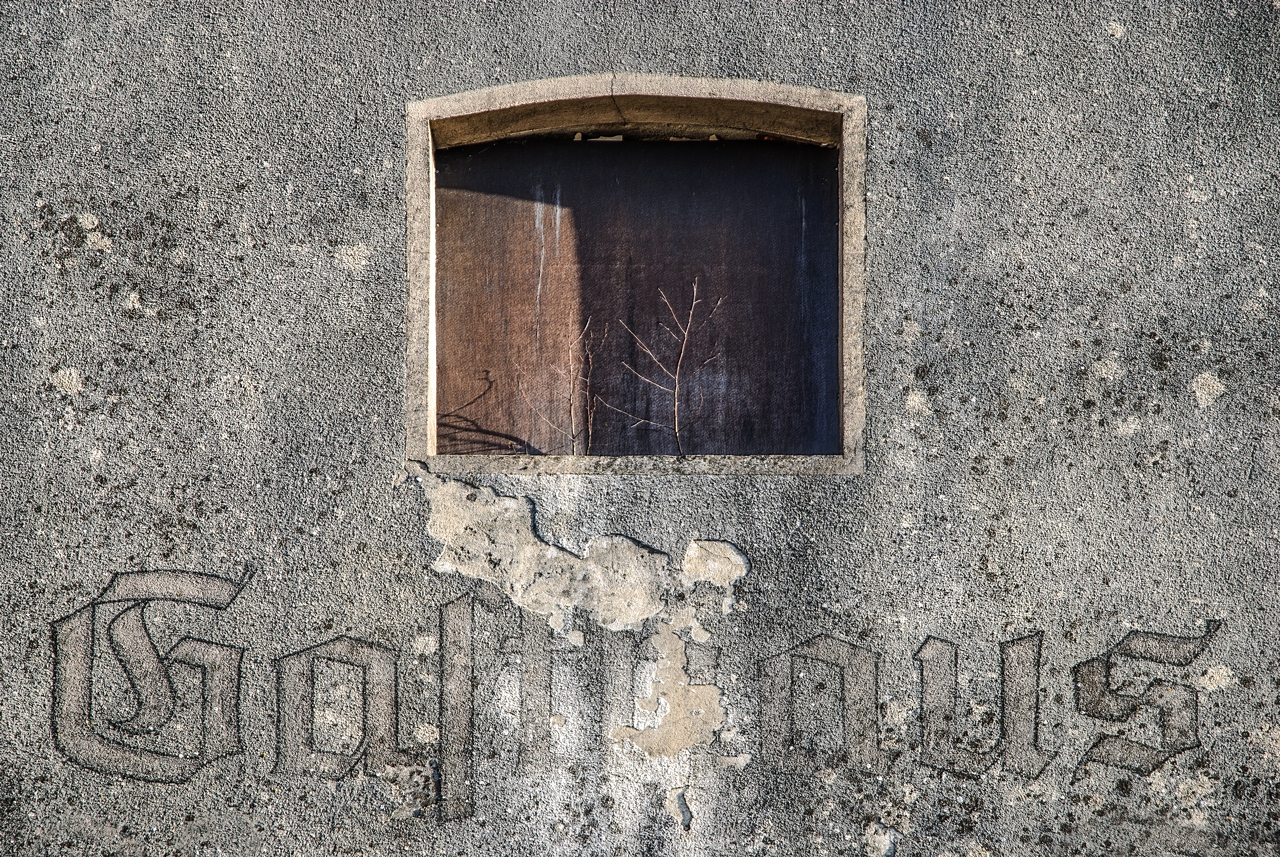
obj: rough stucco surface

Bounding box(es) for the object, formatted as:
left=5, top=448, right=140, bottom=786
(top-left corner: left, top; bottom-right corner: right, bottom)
left=2, top=1, right=1279, bottom=855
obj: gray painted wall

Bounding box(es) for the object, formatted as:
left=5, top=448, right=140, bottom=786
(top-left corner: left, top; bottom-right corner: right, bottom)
left=3, top=1, right=1278, bottom=854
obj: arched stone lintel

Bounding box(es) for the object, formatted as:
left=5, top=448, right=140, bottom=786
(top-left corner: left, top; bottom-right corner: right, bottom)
left=408, top=74, right=862, bottom=148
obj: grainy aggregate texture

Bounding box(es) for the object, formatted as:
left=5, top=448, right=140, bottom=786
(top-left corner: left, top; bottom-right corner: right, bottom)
left=2, top=1, right=1279, bottom=855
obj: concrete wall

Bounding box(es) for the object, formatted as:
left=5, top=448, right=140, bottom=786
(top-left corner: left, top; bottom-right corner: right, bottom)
left=3, top=1, right=1278, bottom=854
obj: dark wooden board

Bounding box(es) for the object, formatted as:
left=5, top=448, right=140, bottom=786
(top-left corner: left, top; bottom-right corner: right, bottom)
left=435, top=139, right=840, bottom=456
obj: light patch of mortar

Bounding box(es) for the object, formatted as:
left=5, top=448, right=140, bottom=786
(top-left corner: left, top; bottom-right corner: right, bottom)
left=334, top=243, right=372, bottom=274
left=872, top=784, right=916, bottom=838
left=1145, top=769, right=1221, bottom=828
left=1091, top=354, right=1124, bottom=382
left=52, top=367, right=83, bottom=395
left=905, top=387, right=931, bottom=416
left=1000, top=774, right=1062, bottom=808
left=936, top=846, right=988, bottom=857
left=423, top=475, right=745, bottom=767
left=612, top=618, right=726, bottom=757
left=409, top=634, right=437, bottom=657
left=1189, top=371, right=1226, bottom=408
left=1174, top=774, right=1215, bottom=809
left=717, top=753, right=750, bottom=769
left=84, top=231, right=112, bottom=253
left=1194, top=664, right=1236, bottom=692
left=1247, top=724, right=1280, bottom=770
left=379, top=764, right=436, bottom=820
left=864, top=822, right=901, bottom=857
left=1115, top=416, right=1142, bottom=437
left=425, top=477, right=668, bottom=631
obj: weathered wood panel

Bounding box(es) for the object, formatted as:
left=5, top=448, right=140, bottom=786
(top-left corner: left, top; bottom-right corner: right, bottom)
left=435, top=139, right=840, bottom=455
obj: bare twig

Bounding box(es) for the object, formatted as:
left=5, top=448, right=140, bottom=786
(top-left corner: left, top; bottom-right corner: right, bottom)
left=514, top=316, right=609, bottom=454
left=596, top=395, right=673, bottom=431
left=617, top=320, right=676, bottom=380
left=620, top=361, right=675, bottom=393
left=614, top=277, right=722, bottom=455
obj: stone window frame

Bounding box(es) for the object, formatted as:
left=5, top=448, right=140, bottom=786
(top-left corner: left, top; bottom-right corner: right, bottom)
left=406, top=74, right=866, bottom=475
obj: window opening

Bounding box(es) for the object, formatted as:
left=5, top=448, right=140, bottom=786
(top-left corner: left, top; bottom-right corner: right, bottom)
left=435, top=137, right=840, bottom=456
left=407, top=76, right=866, bottom=475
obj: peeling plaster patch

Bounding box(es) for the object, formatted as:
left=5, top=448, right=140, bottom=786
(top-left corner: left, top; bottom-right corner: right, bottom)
left=1194, top=664, right=1236, bottom=692
left=426, top=478, right=668, bottom=631
left=1189, top=372, right=1226, bottom=408
left=334, top=243, right=372, bottom=274
left=424, top=477, right=747, bottom=760
left=1108, top=20, right=1126, bottom=38
left=680, top=540, right=749, bottom=590
left=669, top=606, right=711, bottom=643
left=901, top=319, right=921, bottom=344
left=412, top=722, right=439, bottom=745
left=675, top=544, right=747, bottom=619
left=611, top=620, right=726, bottom=757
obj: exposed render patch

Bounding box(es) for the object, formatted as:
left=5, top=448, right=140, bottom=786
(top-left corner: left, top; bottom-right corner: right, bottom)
left=1194, top=664, right=1236, bottom=692
left=611, top=619, right=726, bottom=757
left=426, top=477, right=668, bottom=631
left=865, top=822, right=901, bottom=857
left=904, top=387, right=931, bottom=417
left=52, top=367, right=83, bottom=395
left=423, top=476, right=747, bottom=761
